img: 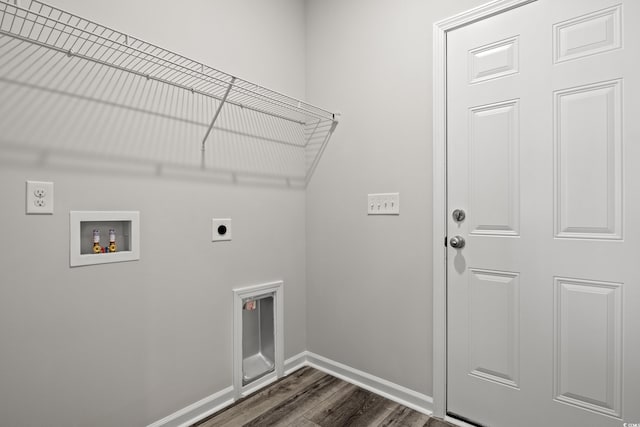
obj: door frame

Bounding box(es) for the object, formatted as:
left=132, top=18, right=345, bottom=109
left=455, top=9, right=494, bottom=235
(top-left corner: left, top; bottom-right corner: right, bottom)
left=431, top=0, right=537, bottom=419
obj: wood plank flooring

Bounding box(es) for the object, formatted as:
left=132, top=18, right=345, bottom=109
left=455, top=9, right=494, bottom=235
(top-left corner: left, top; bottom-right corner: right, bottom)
left=193, top=367, right=455, bottom=427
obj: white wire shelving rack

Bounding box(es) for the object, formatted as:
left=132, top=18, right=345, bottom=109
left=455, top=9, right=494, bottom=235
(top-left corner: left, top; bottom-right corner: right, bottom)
left=0, top=0, right=338, bottom=185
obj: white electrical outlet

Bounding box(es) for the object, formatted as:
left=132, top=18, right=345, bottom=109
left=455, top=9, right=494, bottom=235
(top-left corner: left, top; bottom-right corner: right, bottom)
left=212, top=218, right=232, bottom=242
left=26, top=181, right=54, bottom=214
left=367, top=192, right=399, bottom=215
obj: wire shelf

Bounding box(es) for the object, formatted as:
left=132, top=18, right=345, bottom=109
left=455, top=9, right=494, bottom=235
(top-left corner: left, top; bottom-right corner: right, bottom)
left=0, top=0, right=338, bottom=185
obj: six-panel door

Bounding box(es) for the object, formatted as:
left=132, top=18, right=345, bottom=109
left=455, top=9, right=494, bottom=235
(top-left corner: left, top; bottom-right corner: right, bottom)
left=446, top=1, right=639, bottom=426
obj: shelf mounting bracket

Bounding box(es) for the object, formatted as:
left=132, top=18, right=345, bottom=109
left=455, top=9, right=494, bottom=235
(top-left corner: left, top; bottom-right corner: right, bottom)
left=201, top=76, right=236, bottom=168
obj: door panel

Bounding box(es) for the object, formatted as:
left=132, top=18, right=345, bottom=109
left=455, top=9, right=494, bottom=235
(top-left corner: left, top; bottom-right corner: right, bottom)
left=446, top=1, right=639, bottom=426
left=468, top=36, right=520, bottom=84
left=553, top=277, right=622, bottom=418
left=469, top=100, right=520, bottom=236
left=552, top=5, right=621, bottom=64
left=469, top=269, right=520, bottom=389
left=554, top=80, right=622, bottom=239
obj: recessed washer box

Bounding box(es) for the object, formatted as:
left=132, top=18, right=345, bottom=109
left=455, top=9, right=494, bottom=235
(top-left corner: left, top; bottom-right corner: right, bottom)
left=70, top=211, right=140, bottom=267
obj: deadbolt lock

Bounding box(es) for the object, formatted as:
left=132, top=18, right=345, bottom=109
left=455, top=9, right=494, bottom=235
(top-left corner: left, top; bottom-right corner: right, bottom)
left=452, top=209, right=466, bottom=222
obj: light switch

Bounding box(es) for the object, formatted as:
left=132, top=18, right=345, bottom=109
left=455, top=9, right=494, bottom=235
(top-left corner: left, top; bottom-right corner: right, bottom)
left=367, top=193, right=399, bottom=215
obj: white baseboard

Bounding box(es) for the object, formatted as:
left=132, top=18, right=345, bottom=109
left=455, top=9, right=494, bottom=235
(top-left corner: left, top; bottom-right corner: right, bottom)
left=284, top=351, right=308, bottom=375
left=239, top=351, right=309, bottom=398
left=148, top=351, right=433, bottom=426
left=305, top=352, right=433, bottom=415
left=445, top=415, right=481, bottom=427
left=237, top=371, right=278, bottom=399
left=146, top=386, right=235, bottom=427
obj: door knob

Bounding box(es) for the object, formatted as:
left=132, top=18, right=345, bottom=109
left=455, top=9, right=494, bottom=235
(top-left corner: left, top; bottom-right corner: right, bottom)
left=450, top=235, right=465, bottom=249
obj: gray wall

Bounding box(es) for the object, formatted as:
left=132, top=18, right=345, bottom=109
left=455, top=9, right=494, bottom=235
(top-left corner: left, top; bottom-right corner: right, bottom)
left=0, top=1, right=307, bottom=426
left=305, top=0, right=489, bottom=396
left=0, top=1, right=502, bottom=426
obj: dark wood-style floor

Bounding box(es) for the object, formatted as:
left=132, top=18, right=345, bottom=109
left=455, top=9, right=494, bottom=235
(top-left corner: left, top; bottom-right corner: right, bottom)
left=193, top=366, right=455, bottom=427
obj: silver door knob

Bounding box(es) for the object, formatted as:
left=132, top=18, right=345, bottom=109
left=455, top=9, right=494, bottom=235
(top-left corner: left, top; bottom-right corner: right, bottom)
left=452, top=209, right=466, bottom=222
left=450, top=235, right=465, bottom=249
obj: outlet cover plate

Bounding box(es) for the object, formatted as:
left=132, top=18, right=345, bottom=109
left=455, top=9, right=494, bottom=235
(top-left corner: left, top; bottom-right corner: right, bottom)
left=26, top=180, right=54, bottom=214
left=212, top=218, right=232, bottom=242
left=368, top=192, right=399, bottom=215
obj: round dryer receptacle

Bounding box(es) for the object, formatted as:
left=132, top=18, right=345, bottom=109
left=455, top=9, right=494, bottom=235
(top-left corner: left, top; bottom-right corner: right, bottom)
left=218, top=225, right=227, bottom=235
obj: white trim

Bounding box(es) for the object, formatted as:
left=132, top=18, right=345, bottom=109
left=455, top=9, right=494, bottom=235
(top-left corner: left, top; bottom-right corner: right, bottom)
left=146, top=351, right=435, bottom=427
left=305, top=352, right=433, bottom=415
left=434, top=0, right=536, bottom=32
left=284, top=351, right=308, bottom=375
left=431, top=0, right=538, bottom=419
left=236, top=371, right=279, bottom=398
left=445, top=415, right=483, bottom=427
left=232, top=280, right=284, bottom=400
left=146, top=386, right=234, bottom=427
left=231, top=350, right=308, bottom=397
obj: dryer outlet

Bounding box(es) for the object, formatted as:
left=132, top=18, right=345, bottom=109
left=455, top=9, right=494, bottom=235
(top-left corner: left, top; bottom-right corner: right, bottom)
left=212, top=218, right=232, bottom=242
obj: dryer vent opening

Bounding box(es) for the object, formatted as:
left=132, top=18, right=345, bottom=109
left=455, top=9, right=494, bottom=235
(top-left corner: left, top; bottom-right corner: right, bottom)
left=233, top=281, right=283, bottom=398
left=242, top=294, right=275, bottom=385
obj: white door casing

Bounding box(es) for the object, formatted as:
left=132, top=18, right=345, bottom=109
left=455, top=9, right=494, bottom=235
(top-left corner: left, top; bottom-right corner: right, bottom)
left=434, top=0, right=640, bottom=426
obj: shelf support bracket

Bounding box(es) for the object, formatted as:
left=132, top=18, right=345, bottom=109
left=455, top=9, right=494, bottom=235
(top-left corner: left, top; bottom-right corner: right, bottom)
left=201, top=77, right=236, bottom=168
left=305, top=114, right=340, bottom=184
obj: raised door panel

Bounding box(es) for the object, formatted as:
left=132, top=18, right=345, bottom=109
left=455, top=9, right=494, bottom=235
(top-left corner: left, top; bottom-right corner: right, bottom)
left=469, top=36, right=519, bottom=84
left=554, top=80, right=622, bottom=239
left=553, top=5, right=622, bottom=63
left=469, top=100, right=520, bottom=236
left=553, top=277, right=622, bottom=418
left=468, top=269, right=520, bottom=389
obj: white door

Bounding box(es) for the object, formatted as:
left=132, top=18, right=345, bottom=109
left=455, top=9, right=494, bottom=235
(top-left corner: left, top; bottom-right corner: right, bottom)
left=446, top=1, right=640, bottom=426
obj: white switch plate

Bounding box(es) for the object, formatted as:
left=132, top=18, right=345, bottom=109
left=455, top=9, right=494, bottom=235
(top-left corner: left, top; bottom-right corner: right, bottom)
left=368, top=193, right=399, bottom=215
left=212, top=218, right=232, bottom=242
left=26, top=180, right=54, bottom=214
